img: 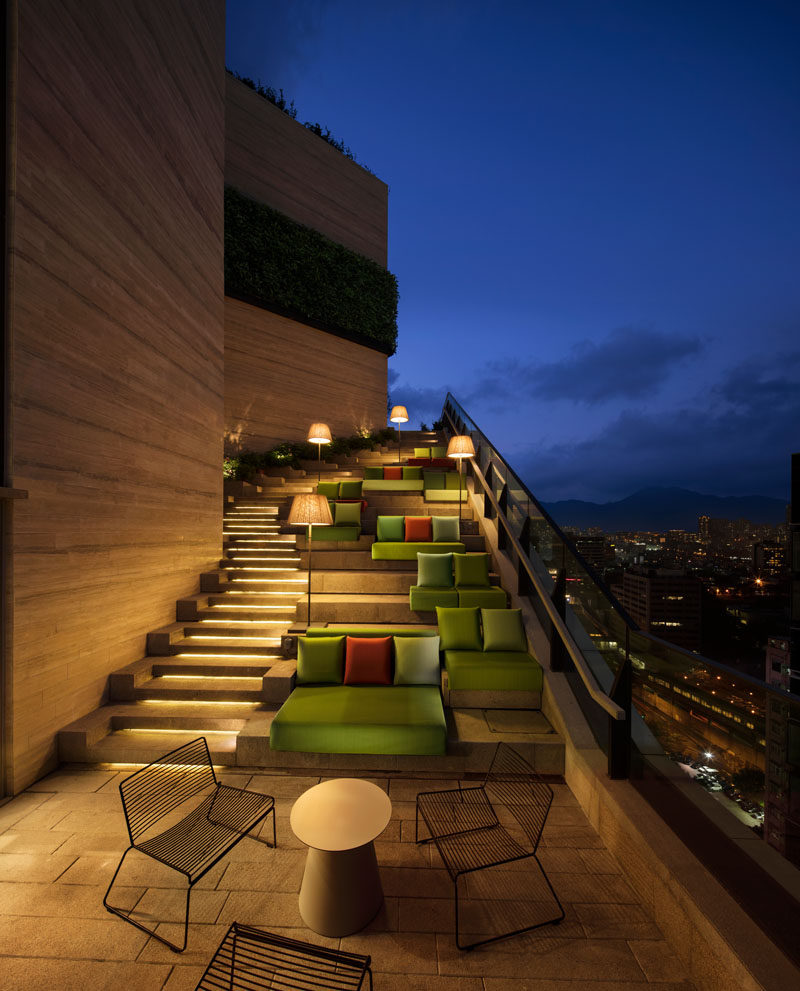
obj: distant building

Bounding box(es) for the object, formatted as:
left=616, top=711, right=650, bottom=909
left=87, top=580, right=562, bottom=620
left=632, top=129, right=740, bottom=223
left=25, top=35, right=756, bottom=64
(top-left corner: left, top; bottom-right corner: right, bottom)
left=612, top=567, right=702, bottom=651
left=753, top=541, right=787, bottom=581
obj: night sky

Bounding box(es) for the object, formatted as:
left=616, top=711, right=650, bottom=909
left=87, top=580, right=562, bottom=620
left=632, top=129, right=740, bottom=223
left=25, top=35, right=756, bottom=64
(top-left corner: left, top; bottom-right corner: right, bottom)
left=226, top=1, right=799, bottom=503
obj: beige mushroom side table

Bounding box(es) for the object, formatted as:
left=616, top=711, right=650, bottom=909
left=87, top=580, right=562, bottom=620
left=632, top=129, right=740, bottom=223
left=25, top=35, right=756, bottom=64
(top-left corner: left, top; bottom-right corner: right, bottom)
left=290, top=778, right=392, bottom=937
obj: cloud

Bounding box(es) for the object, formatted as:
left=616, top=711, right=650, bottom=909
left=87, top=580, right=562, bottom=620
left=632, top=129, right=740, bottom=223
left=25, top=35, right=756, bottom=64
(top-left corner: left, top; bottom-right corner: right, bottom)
left=226, top=0, right=325, bottom=88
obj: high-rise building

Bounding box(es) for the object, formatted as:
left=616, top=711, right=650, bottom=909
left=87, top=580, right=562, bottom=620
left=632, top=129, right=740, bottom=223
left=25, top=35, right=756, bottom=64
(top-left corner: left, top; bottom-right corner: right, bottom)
left=613, top=567, right=702, bottom=651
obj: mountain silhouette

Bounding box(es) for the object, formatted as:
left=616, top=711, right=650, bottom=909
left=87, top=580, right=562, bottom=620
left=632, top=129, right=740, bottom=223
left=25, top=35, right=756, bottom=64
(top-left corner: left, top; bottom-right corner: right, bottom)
left=542, top=486, right=786, bottom=532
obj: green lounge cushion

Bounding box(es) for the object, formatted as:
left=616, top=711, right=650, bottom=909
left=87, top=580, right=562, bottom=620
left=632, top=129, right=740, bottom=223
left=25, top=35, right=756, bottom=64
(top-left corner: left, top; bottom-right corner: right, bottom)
left=423, top=489, right=462, bottom=502
left=269, top=685, right=447, bottom=755
left=316, top=481, right=340, bottom=498
left=423, top=470, right=445, bottom=489
left=310, top=524, right=359, bottom=541
left=306, top=627, right=438, bottom=638
left=364, top=466, right=383, bottom=479
left=402, top=466, right=423, bottom=480
left=410, top=586, right=459, bottom=610
left=436, top=606, right=482, bottom=651
left=338, top=479, right=363, bottom=498
left=362, top=479, right=424, bottom=491
left=413, top=447, right=432, bottom=459
left=344, top=636, right=392, bottom=684
left=431, top=446, right=447, bottom=458
left=393, top=635, right=441, bottom=685
left=445, top=472, right=462, bottom=490
left=372, top=541, right=465, bottom=560
left=377, top=515, right=404, bottom=541
left=334, top=501, right=362, bottom=525
left=482, top=608, right=527, bottom=651
left=417, top=551, right=454, bottom=588
left=454, top=553, right=490, bottom=588
left=458, top=587, right=507, bottom=609
left=431, top=516, right=460, bottom=542
left=296, top=636, right=345, bottom=685
left=444, top=651, right=542, bottom=692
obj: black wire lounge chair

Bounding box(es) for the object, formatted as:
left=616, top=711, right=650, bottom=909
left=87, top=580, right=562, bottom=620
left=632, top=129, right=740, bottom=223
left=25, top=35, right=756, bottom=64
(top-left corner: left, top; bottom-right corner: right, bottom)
left=416, top=741, right=564, bottom=950
left=104, top=736, right=276, bottom=952
left=195, top=923, right=373, bottom=990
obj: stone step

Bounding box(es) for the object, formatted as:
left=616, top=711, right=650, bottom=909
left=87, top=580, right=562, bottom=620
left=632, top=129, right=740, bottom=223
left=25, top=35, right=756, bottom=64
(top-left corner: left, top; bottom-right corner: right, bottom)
left=85, top=730, right=240, bottom=765
left=207, top=592, right=300, bottom=606
left=148, top=624, right=286, bottom=655
left=310, top=570, right=415, bottom=594
left=196, top=606, right=296, bottom=623
left=134, top=675, right=265, bottom=702
left=295, top=593, right=421, bottom=624
left=183, top=621, right=291, bottom=639
left=219, top=564, right=303, bottom=579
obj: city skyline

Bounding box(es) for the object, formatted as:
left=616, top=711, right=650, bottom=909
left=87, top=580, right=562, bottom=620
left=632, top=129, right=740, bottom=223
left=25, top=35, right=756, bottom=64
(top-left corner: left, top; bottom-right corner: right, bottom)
left=226, top=1, right=800, bottom=503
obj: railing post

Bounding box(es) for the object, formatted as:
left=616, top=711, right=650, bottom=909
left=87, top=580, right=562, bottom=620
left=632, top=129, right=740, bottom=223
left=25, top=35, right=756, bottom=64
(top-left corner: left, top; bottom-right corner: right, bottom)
left=550, top=567, right=568, bottom=672
left=497, top=483, right=508, bottom=550
left=484, top=463, right=496, bottom=520
left=608, top=627, right=632, bottom=779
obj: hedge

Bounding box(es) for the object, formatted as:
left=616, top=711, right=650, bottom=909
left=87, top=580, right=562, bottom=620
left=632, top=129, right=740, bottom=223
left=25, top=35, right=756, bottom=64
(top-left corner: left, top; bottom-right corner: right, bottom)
left=224, top=186, right=398, bottom=355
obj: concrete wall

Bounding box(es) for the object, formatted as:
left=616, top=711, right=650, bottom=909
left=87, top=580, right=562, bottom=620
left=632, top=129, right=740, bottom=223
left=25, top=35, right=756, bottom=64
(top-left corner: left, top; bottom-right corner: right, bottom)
left=226, top=74, right=388, bottom=266
left=225, top=298, right=387, bottom=452
left=4, top=0, right=225, bottom=791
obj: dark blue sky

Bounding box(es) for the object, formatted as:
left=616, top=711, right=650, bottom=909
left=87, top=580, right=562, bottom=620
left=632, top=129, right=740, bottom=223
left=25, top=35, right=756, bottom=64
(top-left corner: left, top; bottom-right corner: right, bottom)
left=226, top=0, right=799, bottom=502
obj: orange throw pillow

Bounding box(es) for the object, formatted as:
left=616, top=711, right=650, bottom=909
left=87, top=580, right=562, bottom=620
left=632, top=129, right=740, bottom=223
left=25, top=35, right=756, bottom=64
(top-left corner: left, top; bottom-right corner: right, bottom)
left=383, top=466, right=402, bottom=480
left=343, top=636, right=392, bottom=685
left=404, top=516, right=432, bottom=542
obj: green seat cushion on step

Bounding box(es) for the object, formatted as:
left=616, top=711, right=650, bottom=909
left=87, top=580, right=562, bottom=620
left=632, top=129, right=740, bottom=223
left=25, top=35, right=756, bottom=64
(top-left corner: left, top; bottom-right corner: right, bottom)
left=417, top=552, right=454, bottom=587
left=334, top=501, right=362, bottom=525
left=436, top=606, right=482, bottom=651
left=364, top=466, right=383, bottom=479
left=402, top=466, right=423, bottom=480
left=457, top=587, right=508, bottom=609
left=431, top=516, right=460, bottom=542
left=339, top=479, right=363, bottom=498
left=410, top=586, right=459, bottom=610
left=362, top=479, right=424, bottom=491
left=269, top=685, right=447, bottom=755
left=423, top=489, right=462, bottom=502
left=431, top=446, right=447, bottom=458
left=413, top=447, right=432, bottom=459
left=482, top=608, right=527, bottom=651
left=377, top=515, right=404, bottom=541
left=444, top=651, right=542, bottom=691
left=296, top=636, right=345, bottom=684
left=423, top=470, right=445, bottom=490
left=445, top=472, right=462, bottom=490
left=372, top=541, right=465, bottom=560
left=310, top=524, right=360, bottom=541
left=306, top=627, right=438, bottom=638
left=316, top=481, right=340, bottom=498
left=454, top=553, right=490, bottom=587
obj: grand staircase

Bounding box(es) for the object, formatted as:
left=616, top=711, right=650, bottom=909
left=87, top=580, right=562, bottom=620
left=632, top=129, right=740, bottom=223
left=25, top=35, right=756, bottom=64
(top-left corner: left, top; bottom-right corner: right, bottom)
left=59, top=431, right=564, bottom=771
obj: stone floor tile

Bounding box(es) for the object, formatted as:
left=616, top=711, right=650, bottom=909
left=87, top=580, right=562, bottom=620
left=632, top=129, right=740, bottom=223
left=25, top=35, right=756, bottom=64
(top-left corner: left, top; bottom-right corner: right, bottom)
left=573, top=902, right=663, bottom=940
left=577, top=848, right=623, bottom=875
left=375, top=838, right=432, bottom=868
left=25, top=769, right=118, bottom=794
left=0, top=915, right=148, bottom=960
left=0, top=793, right=54, bottom=832
left=162, top=964, right=209, bottom=990
left=217, top=849, right=305, bottom=891
left=539, top=827, right=607, bottom=850
left=376, top=976, right=483, bottom=990
left=43, top=811, right=127, bottom=836
left=484, top=981, right=693, bottom=990
left=391, top=799, right=419, bottom=821
left=388, top=779, right=459, bottom=802
left=397, top=895, right=455, bottom=933
left=436, top=933, right=648, bottom=980
left=381, top=865, right=452, bottom=899
left=7, top=801, right=73, bottom=832
left=243, top=773, right=321, bottom=798
left=548, top=804, right=596, bottom=827
left=549, top=784, right=581, bottom=807
left=537, top=846, right=587, bottom=873
left=216, top=888, right=305, bottom=929
left=547, top=873, right=638, bottom=905
left=339, top=931, right=439, bottom=974
left=0, top=829, right=72, bottom=854
left=0, top=879, right=124, bottom=918
left=628, top=938, right=691, bottom=982
left=137, top=922, right=232, bottom=967
left=0, top=851, right=77, bottom=883
left=54, top=830, right=130, bottom=857
left=0, top=958, right=171, bottom=991
left=130, top=886, right=227, bottom=925
left=362, top=894, right=400, bottom=933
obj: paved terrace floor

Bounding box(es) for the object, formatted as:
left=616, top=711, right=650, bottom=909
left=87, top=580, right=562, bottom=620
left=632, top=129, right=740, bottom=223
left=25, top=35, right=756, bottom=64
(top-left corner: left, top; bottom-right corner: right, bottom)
left=0, top=764, right=695, bottom=991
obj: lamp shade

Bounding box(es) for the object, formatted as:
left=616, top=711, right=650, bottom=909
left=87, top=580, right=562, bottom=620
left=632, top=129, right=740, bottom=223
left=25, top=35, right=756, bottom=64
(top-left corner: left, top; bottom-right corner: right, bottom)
left=389, top=405, right=409, bottom=424
left=307, top=422, right=332, bottom=445
left=447, top=435, right=475, bottom=459
left=287, top=493, right=333, bottom=527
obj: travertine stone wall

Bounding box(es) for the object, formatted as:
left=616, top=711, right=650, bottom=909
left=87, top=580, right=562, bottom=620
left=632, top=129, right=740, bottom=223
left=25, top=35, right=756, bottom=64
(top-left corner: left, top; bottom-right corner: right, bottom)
left=225, top=74, right=389, bottom=266
left=6, top=0, right=225, bottom=791
left=225, top=298, right=387, bottom=452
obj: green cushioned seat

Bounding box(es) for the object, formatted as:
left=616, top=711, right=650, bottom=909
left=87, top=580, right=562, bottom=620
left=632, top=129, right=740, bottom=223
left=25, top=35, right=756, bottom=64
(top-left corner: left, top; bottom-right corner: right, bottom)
left=306, top=627, right=438, bottom=638
left=310, top=524, right=360, bottom=541
left=339, top=479, right=364, bottom=499
left=363, top=479, right=424, bottom=491
left=423, top=470, right=445, bottom=489
left=443, top=651, right=543, bottom=691
left=410, top=586, right=459, bottom=610
left=334, top=501, right=362, bottom=525
left=316, top=481, right=340, bottom=498
left=431, top=446, right=447, bottom=458
left=454, top=553, right=490, bottom=587
left=269, top=685, right=447, bottom=755
left=364, top=466, right=383, bottom=479
left=445, top=472, right=462, bottom=490
left=402, top=466, right=423, bottom=480
left=372, top=541, right=465, bottom=560
left=423, top=489, right=462, bottom=502
left=376, top=515, right=404, bottom=541
left=413, top=447, right=432, bottom=459
left=457, top=587, right=508, bottom=608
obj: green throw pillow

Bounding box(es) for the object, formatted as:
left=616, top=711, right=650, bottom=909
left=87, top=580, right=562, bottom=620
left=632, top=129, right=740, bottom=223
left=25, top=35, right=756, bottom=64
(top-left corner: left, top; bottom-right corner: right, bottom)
left=376, top=515, right=404, bottom=541
left=364, top=467, right=383, bottom=479
left=339, top=479, right=363, bottom=498
left=393, top=636, right=441, bottom=685
left=431, top=446, right=446, bottom=458
left=445, top=472, right=462, bottom=490
left=436, top=606, right=482, bottom=651
left=297, top=636, right=345, bottom=684
left=316, top=481, right=339, bottom=498
left=481, top=609, right=527, bottom=652
left=417, top=552, right=454, bottom=588
left=334, top=501, right=361, bottom=525
left=453, top=553, right=490, bottom=587
left=423, top=470, right=445, bottom=489
left=402, top=466, right=423, bottom=480
left=413, top=447, right=431, bottom=459
left=432, top=516, right=460, bottom=542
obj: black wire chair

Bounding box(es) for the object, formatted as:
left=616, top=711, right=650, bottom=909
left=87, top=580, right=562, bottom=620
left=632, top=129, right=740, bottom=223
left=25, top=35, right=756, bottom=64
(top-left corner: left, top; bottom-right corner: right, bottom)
left=104, top=737, right=276, bottom=952
left=195, top=923, right=373, bottom=990
left=416, top=742, right=564, bottom=950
